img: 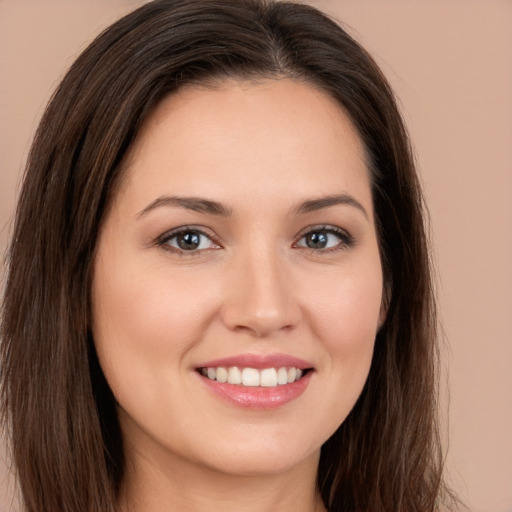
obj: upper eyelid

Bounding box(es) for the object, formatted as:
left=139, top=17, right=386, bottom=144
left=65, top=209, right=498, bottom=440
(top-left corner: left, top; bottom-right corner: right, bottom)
left=155, top=223, right=353, bottom=248
left=293, top=225, right=356, bottom=253
left=157, top=225, right=220, bottom=246
left=294, top=224, right=353, bottom=240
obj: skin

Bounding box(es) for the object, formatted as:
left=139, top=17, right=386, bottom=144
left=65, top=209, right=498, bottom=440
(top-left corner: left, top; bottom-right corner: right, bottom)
left=91, top=79, right=385, bottom=512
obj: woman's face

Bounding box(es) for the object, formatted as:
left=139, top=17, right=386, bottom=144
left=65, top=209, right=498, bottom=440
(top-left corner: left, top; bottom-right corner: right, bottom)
left=92, top=79, right=384, bottom=479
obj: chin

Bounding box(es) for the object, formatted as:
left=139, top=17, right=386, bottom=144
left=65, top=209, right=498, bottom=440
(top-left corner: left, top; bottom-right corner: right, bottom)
left=187, top=428, right=324, bottom=479
left=203, top=447, right=320, bottom=479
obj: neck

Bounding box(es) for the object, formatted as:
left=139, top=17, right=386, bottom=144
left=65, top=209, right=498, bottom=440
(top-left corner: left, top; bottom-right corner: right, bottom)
left=119, top=442, right=326, bottom=512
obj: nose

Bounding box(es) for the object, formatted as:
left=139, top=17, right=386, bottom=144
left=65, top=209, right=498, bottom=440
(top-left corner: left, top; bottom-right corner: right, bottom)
left=220, top=246, right=302, bottom=338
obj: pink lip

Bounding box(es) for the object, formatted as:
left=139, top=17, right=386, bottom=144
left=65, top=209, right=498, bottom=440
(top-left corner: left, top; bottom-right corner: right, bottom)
left=195, top=353, right=314, bottom=410
left=197, top=371, right=312, bottom=409
left=196, top=353, right=313, bottom=370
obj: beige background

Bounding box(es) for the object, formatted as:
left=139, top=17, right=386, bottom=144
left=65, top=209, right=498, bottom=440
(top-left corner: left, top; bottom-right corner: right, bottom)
left=1, top=1, right=511, bottom=511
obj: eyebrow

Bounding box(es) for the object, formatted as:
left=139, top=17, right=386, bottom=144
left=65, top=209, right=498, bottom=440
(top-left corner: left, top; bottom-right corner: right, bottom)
left=294, top=193, right=368, bottom=219
left=136, top=192, right=368, bottom=220
left=136, top=196, right=232, bottom=218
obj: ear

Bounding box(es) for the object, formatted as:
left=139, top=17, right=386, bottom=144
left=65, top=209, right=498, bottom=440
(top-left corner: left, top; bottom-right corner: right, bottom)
left=378, top=281, right=391, bottom=329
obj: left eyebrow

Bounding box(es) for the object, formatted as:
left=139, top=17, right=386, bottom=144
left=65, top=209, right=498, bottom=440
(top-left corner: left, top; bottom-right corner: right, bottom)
left=294, top=193, right=369, bottom=219
left=136, top=196, right=232, bottom=218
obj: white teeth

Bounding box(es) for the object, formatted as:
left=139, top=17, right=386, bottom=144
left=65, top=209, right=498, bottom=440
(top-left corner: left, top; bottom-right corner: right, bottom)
left=201, top=366, right=306, bottom=387
left=216, top=367, right=228, bottom=383
left=242, top=368, right=260, bottom=386
left=260, top=368, right=277, bottom=387
left=227, top=366, right=242, bottom=384
left=277, top=367, right=288, bottom=385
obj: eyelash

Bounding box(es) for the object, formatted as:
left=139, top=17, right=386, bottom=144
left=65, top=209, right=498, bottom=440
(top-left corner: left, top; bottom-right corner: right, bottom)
left=157, top=225, right=220, bottom=255
left=157, top=224, right=355, bottom=255
left=294, top=225, right=355, bottom=253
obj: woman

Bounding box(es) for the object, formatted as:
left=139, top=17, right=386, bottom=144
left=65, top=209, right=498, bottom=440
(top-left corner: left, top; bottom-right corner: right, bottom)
left=1, top=0, right=459, bottom=511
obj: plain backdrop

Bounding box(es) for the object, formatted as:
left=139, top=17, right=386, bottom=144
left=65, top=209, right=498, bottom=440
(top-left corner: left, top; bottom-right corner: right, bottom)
left=1, top=1, right=511, bottom=511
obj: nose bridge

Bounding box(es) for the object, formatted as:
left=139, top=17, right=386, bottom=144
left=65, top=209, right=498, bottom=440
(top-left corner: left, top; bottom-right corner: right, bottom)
left=221, top=239, right=300, bottom=337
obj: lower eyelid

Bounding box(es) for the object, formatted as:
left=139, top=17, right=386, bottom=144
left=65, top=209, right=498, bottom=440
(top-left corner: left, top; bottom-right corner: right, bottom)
left=155, top=226, right=355, bottom=253
left=295, top=227, right=354, bottom=248
left=156, top=227, right=220, bottom=251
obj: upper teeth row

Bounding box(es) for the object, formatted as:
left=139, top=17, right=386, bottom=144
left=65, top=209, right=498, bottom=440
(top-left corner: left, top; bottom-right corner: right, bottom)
left=200, top=366, right=304, bottom=387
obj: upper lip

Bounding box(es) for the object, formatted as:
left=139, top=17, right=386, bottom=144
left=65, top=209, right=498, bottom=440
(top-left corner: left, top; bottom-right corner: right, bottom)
left=196, top=353, right=314, bottom=370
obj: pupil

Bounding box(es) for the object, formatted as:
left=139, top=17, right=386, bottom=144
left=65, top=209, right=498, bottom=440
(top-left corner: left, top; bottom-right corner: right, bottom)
left=178, top=232, right=200, bottom=250
left=307, top=232, right=327, bottom=249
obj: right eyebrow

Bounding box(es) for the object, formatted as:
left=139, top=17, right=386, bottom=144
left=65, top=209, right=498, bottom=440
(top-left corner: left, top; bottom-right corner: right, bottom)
left=294, top=193, right=369, bottom=220
left=136, top=196, right=232, bottom=219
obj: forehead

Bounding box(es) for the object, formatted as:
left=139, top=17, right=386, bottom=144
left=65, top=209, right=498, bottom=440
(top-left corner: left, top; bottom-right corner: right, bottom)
left=117, top=78, right=372, bottom=216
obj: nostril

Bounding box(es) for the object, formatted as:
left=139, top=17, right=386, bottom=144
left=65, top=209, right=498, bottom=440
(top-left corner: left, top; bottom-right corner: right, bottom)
left=232, top=322, right=295, bottom=338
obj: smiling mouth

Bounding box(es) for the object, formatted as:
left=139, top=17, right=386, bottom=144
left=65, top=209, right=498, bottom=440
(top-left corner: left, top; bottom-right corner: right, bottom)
left=198, top=366, right=311, bottom=387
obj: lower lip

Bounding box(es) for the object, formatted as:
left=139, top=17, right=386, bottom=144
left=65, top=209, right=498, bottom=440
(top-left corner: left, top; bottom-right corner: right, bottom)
left=198, top=372, right=312, bottom=409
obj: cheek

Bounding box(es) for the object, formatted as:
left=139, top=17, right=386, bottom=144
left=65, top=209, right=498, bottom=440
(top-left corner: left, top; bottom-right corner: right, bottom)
left=308, top=263, right=383, bottom=345
left=287, top=260, right=383, bottom=448
left=90, top=253, right=220, bottom=396
left=303, top=259, right=383, bottom=392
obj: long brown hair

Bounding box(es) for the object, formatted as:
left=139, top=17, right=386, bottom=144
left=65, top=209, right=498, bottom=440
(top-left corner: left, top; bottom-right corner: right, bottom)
left=1, top=1, right=457, bottom=510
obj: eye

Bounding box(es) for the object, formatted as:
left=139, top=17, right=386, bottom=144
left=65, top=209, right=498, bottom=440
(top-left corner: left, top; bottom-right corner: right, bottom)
left=295, top=226, right=354, bottom=251
left=159, top=227, right=220, bottom=252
